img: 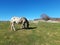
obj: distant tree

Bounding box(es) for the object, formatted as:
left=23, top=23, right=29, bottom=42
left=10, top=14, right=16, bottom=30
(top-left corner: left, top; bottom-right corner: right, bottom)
left=41, top=14, right=50, bottom=21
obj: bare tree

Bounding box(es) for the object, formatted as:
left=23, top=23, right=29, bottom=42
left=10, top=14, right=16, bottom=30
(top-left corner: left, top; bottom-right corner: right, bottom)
left=41, top=14, right=50, bottom=21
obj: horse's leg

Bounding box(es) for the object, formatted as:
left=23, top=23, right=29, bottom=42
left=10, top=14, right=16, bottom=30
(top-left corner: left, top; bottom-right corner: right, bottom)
left=11, top=23, right=15, bottom=31
left=21, top=22, right=25, bottom=29
left=13, top=25, right=15, bottom=31
left=27, top=21, right=29, bottom=28
left=23, top=22, right=25, bottom=28
left=22, top=21, right=29, bottom=29
left=25, top=21, right=29, bottom=28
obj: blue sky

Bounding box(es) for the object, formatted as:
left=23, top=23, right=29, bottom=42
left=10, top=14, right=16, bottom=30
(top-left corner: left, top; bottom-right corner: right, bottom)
left=0, top=0, right=60, bottom=21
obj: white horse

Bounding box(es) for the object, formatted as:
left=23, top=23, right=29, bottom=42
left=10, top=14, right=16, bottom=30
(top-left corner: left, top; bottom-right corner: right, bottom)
left=10, top=16, right=29, bottom=31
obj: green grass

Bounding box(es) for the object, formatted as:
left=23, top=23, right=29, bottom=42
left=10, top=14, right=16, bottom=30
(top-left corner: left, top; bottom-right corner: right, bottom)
left=0, top=21, right=60, bottom=45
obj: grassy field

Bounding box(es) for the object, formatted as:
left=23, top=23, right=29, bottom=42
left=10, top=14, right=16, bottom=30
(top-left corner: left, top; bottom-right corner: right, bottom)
left=0, top=21, right=60, bottom=45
